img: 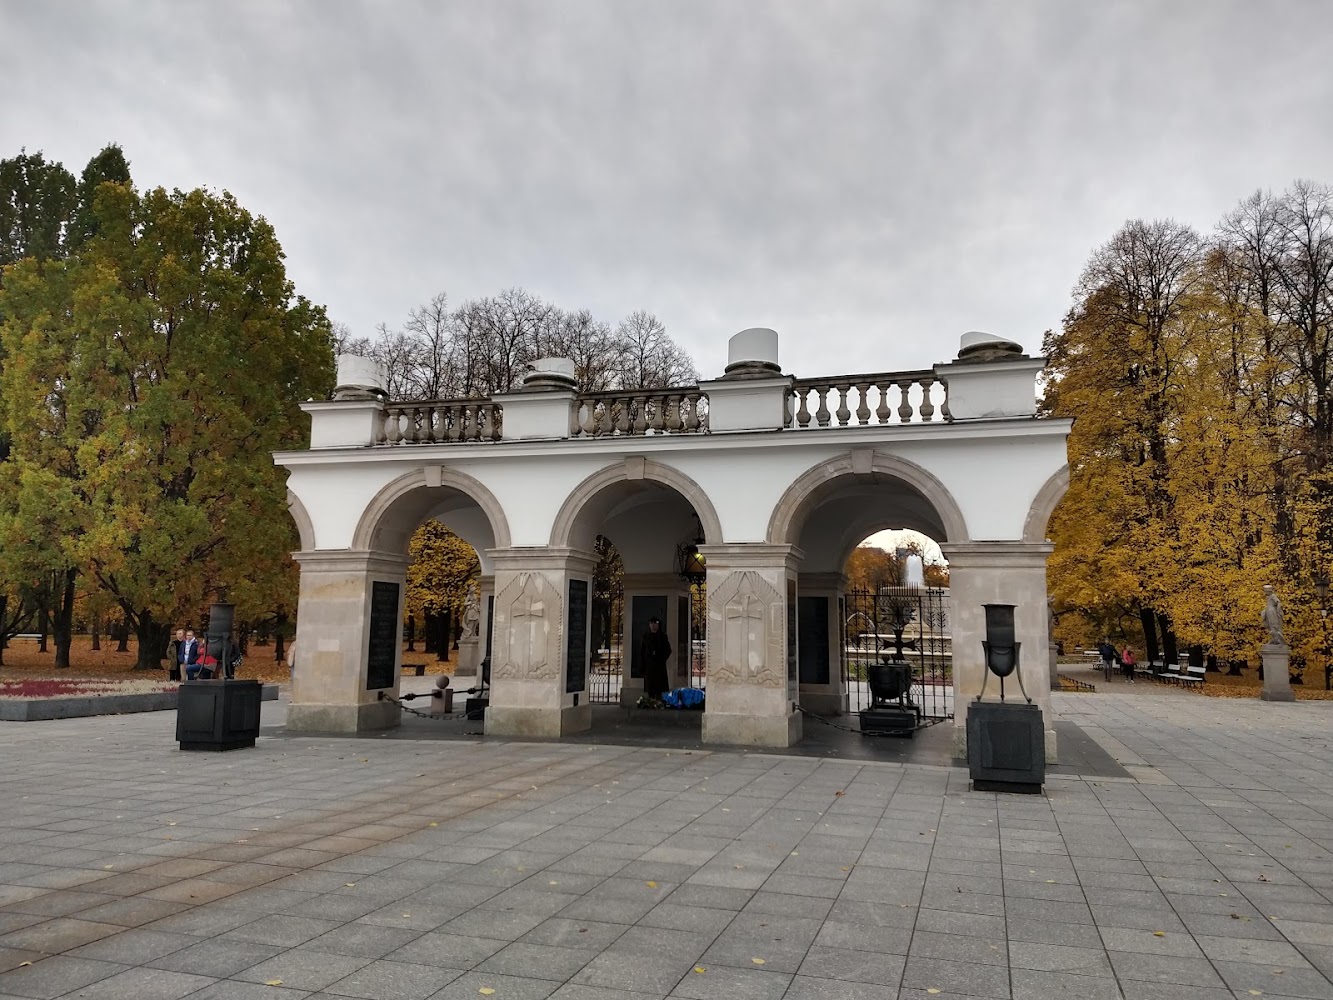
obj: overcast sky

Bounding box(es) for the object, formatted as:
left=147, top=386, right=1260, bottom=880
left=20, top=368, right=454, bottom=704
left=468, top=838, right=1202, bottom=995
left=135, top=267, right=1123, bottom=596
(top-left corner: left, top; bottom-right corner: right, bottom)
left=5, top=1, right=1331, bottom=379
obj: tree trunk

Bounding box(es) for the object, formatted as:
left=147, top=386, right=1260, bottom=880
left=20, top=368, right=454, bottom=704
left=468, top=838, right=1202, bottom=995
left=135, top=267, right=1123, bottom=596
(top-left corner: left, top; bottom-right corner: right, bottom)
left=1156, top=612, right=1178, bottom=665
left=133, top=610, right=170, bottom=670
left=91, top=614, right=101, bottom=651
left=116, top=617, right=129, bottom=652
left=37, top=590, right=49, bottom=653
left=1138, top=608, right=1161, bottom=664
left=1187, top=645, right=1204, bottom=669
left=406, top=614, right=416, bottom=652
left=1205, top=653, right=1219, bottom=673
left=423, top=613, right=437, bottom=654
left=436, top=610, right=451, bottom=662
left=53, top=568, right=76, bottom=669
left=273, top=612, right=288, bottom=662
left=0, top=595, right=6, bottom=667
left=1227, top=658, right=1246, bottom=676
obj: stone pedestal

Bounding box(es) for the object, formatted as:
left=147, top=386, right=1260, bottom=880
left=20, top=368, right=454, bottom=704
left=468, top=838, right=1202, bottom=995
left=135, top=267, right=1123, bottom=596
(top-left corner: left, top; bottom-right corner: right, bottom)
left=698, top=544, right=802, bottom=747
left=1260, top=643, right=1295, bottom=702
left=940, top=541, right=1057, bottom=763
left=484, top=548, right=597, bottom=738
left=287, top=550, right=410, bottom=733
left=457, top=636, right=480, bottom=679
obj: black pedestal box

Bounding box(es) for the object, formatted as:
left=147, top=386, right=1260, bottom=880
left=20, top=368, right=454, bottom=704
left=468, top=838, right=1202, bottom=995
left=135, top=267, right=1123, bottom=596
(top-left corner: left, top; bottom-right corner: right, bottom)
left=966, top=701, right=1045, bottom=793
left=858, top=706, right=917, bottom=736
left=465, top=697, right=489, bottom=721
left=176, top=680, right=263, bottom=751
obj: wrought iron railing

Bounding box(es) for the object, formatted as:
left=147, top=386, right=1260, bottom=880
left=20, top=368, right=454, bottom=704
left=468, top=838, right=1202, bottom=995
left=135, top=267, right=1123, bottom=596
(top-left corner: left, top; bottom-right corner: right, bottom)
left=786, top=371, right=950, bottom=428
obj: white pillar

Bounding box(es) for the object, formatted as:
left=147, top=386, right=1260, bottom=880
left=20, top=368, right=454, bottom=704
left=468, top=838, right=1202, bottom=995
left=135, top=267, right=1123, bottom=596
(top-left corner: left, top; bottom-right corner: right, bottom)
left=940, top=541, right=1057, bottom=762
left=484, top=548, right=597, bottom=737
left=288, top=550, right=410, bottom=733
left=699, top=544, right=802, bottom=747
left=797, top=572, right=848, bottom=715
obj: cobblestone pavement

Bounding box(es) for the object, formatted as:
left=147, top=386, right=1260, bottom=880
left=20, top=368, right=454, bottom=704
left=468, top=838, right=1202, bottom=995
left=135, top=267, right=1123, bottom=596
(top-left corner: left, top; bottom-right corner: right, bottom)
left=1, top=693, right=1332, bottom=999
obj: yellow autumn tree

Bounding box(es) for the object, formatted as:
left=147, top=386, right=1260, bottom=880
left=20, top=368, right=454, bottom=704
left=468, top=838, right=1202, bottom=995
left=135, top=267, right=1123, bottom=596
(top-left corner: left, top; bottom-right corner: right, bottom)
left=405, top=521, right=480, bottom=632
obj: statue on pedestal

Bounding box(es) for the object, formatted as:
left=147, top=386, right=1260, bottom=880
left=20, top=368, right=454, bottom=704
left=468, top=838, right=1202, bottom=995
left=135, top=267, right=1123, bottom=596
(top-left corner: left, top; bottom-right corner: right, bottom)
left=1262, top=584, right=1286, bottom=647
left=461, top=581, right=481, bottom=639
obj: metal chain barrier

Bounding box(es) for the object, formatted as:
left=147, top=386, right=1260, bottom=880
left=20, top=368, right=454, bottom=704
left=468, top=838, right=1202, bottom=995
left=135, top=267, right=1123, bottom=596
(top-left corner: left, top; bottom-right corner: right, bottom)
left=378, top=691, right=482, bottom=724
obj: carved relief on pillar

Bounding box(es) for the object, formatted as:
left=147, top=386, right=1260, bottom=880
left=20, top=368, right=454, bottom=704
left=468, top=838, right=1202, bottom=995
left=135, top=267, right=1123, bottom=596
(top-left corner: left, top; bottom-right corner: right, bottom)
left=707, top=570, right=785, bottom=688
left=493, top=572, right=563, bottom=681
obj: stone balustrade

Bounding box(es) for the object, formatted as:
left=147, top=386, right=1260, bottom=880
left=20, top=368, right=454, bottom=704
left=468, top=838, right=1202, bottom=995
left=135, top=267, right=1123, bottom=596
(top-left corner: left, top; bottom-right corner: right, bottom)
left=377, top=399, right=503, bottom=445
left=786, top=371, right=950, bottom=428
left=369, top=372, right=961, bottom=446
left=570, top=389, right=709, bottom=438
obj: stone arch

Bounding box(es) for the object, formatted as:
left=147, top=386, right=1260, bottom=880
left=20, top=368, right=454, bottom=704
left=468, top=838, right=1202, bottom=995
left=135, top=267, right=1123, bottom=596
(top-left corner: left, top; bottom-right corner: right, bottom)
left=549, top=458, right=724, bottom=549
left=1022, top=464, right=1069, bottom=543
left=766, top=450, right=970, bottom=546
left=352, top=466, right=512, bottom=553
left=286, top=489, right=316, bottom=551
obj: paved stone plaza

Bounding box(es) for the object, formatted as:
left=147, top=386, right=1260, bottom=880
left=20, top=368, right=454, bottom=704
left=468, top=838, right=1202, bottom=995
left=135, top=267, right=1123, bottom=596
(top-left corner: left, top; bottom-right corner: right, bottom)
left=2, top=693, right=1333, bottom=999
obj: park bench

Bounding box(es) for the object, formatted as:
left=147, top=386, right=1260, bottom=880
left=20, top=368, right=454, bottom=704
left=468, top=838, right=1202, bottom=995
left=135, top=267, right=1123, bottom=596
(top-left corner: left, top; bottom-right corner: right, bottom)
left=1154, top=661, right=1184, bottom=685
left=1179, top=663, right=1206, bottom=688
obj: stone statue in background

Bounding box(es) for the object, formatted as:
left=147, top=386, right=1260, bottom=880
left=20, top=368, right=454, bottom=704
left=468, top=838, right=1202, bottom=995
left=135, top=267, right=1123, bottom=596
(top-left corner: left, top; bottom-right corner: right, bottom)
left=1262, top=584, right=1287, bottom=646
left=462, top=581, right=481, bottom=639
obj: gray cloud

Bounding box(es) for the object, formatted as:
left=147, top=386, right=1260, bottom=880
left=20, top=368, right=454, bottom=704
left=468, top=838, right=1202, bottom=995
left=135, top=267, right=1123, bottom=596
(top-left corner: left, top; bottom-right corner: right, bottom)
left=4, top=0, right=1331, bottom=379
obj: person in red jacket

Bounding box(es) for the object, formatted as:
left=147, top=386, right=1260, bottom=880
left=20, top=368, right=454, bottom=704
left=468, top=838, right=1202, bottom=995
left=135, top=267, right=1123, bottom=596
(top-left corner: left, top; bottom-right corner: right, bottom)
left=1121, top=645, right=1137, bottom=683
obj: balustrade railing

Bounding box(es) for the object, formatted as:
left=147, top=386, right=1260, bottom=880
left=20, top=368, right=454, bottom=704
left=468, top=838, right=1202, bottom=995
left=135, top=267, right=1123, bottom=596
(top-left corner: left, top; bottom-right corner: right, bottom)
left=570, top=389, right=709, bottom=438
left=377, top=399, right=502, bottom=445
left=786, top=371, right=950, bottom=428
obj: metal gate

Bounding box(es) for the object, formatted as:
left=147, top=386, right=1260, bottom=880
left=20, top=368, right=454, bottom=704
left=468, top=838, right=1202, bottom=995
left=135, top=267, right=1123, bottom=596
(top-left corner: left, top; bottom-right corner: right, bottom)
left=841, top=586, right=953, bottom=726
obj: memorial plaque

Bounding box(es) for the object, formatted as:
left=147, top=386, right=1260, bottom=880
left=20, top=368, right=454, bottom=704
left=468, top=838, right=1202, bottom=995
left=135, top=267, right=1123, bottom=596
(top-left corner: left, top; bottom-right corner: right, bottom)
left=566, top=578, right=589, bottom=694
left=630, top=595, right=667, bottom=679
left=366, top=581, right=400, bottom=690
left=798, top=595, right=830, bottom=684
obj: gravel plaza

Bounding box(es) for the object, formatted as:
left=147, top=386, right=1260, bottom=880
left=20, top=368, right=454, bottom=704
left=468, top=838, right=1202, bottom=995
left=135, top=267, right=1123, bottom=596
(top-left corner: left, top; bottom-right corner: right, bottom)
left=2, top=690, right=1333, bottom=1000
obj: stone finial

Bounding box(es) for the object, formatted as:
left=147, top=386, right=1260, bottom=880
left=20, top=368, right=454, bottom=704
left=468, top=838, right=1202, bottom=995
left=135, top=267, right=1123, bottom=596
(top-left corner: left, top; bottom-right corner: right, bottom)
left=522, top=357, right=578, bottom=392
left=723, top=328, right=782, bottom=379
left=333, top=354, right=388, bottom=401
left=957, top=331, right=1028, bottom=364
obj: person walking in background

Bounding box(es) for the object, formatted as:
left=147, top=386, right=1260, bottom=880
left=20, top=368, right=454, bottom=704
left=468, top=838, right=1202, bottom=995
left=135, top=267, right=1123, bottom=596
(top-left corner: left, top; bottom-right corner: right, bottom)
left=1121, top=645, right=1137, bottom=682
left=180, top=629, right=200, bottom=679
left=640, top=616, right=672, bottom=701
left=166, top=629, right=186, bottom=681
left=1098, top=638, right=1116, bottom=682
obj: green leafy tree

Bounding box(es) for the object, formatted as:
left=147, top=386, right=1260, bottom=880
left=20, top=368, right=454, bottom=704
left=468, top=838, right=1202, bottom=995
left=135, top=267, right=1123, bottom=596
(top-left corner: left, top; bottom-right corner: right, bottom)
left=0, top=176, right=334, bottom=668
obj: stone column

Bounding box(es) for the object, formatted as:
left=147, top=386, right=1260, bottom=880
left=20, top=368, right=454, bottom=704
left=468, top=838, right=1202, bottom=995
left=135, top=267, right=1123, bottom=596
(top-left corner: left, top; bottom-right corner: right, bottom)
left=1260, top=643, right=1295, bottom=702
left=699, top=544, right=802, bottom=747
left=940, top=541, right=1057, bottom=762
left=797, top=572, right=848, bottom=715
left=620, top=573, right=692, bottom=705
left=485, top=548, right=597, bottom=737
left=288, top=550, right=410, bottom=733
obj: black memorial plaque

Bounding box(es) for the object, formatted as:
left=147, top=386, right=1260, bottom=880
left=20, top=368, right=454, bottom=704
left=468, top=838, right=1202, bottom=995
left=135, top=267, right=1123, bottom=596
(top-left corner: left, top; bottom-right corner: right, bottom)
left=566, top=578, right=589, bottom=694
left=798, top=595, right=830, bottom=684
left=366, top=581, right=400, bottom=690
left=786, top=579, right=798, bottom=684
left=630, top=595, right=667, bottom=679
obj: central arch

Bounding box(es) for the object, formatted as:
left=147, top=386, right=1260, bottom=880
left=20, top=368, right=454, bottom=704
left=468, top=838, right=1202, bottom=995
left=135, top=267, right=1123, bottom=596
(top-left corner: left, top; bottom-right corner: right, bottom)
left=767, top=450, right=969, bottom=548
left=549, top=458, right=723, bottom=550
